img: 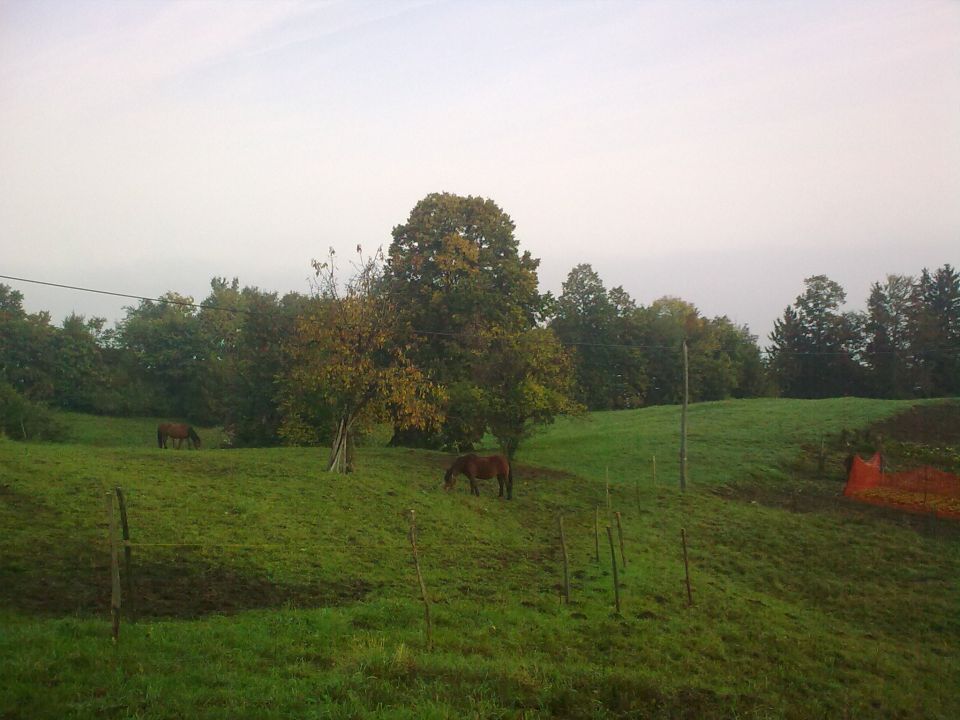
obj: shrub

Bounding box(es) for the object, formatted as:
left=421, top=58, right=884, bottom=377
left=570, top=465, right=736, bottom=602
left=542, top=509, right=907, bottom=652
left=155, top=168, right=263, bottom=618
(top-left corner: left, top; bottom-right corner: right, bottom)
left=0, top=382, right=67, bottom=442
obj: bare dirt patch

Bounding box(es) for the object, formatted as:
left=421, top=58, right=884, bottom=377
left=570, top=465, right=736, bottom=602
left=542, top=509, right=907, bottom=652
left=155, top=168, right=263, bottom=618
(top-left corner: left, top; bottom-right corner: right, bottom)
left=0, top=543, right=372, bottom=619
left=868, top=402, right=960, bottom=446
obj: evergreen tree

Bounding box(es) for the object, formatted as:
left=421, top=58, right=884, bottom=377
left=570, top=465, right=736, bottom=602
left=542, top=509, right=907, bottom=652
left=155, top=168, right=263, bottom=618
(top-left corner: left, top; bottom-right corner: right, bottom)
left=767, top=275, right=864, bottom=397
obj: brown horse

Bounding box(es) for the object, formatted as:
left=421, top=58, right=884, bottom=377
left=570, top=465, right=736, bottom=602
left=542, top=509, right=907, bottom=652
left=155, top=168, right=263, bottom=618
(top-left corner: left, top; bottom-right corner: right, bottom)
left=157, top=423, right=201, bottom=450
left=443, top=453, right=513, bottom=500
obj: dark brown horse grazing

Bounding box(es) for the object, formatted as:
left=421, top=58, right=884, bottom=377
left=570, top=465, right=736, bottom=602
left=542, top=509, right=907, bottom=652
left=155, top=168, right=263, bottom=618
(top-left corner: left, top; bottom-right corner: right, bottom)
left=157, top=423, right=201, bottom=450
left=443, top=453, right=513, bottom=500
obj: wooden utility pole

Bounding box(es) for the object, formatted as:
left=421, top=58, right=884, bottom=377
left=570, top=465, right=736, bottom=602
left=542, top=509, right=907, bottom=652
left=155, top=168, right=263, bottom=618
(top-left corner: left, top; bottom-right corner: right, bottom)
left=680, top=340, right=689, bottom=492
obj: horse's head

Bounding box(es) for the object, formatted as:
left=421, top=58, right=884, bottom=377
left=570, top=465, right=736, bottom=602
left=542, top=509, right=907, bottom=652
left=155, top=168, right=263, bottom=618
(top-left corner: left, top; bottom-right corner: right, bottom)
left=443, top=466, right=456, bottom=491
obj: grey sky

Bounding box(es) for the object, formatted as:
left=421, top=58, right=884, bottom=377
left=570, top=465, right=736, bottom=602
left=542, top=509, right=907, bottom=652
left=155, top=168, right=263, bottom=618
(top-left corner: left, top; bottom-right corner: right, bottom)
left=1, top=0, right=958, bottom=343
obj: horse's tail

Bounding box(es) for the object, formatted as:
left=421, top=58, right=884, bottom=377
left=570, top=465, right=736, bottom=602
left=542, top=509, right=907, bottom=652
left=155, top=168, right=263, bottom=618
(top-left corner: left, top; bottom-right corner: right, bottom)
left=188, top=426, right=201, bottom=448
left=157, top=427, right=164, bottom=449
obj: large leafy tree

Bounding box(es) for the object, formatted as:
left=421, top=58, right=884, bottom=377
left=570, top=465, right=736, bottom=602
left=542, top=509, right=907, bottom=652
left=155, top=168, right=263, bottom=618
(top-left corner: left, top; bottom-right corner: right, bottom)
left=0, top=284, right=57, bottom=401
left=222, top=287, right=307, bottom=447
left=115, top=292, right=212, bottom=421
left=385, top=192, right=548, bottom=448
left=280, top=249, right=445, bottom=472
left=636, top=298, right=752, bottom=404
left=475, top=327, right=582, bottom=459
left=52, top=313, right=111, bottom=412
left=705, top=316, right=767, bottom=400
left=551, top=264, right=647, bottom=410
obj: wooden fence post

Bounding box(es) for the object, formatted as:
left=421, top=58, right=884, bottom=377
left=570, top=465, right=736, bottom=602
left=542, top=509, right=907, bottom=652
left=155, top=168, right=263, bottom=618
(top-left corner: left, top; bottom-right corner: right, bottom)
left=407, top=510, right=433, bottom=649
left=614, top=511, right=626, bottom=570
left=115, top=487, right=135, bottom=621
left=681, top=528, right=693, bottom=607
left=558, top=515, right=570, bottom=604
left=605, top=467, right=613, bottom=525
left=606, top=526, right=621, bottom=614
left=104, top=492, right=121, bottom=641
left=680, top=340, right=689, bottom=492
left=594, top=506, right=600, bottom=563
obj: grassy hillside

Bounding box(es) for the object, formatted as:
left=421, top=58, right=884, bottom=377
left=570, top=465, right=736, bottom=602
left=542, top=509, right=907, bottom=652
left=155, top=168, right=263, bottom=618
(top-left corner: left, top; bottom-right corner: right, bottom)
left=1, top=398, right=957, bottom=719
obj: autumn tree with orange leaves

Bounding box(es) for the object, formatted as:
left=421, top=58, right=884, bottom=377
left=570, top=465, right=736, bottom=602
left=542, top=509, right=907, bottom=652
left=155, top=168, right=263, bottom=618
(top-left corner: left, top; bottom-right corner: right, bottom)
left=279, top=247, right=445, bottom=472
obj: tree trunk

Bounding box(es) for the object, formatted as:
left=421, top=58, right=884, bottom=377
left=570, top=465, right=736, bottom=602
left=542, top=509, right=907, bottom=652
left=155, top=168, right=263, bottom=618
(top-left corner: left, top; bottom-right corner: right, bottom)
left=328, top=415, right=349, bottom=473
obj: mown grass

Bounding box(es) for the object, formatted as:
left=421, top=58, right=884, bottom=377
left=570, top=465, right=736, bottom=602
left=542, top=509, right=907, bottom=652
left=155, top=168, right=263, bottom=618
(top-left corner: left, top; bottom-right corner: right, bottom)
left=0, top=398, right=957, bottom=719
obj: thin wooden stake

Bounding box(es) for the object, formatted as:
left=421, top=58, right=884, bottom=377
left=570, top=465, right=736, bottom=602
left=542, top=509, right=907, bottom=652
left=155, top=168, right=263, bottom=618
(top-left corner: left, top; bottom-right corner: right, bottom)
left=105, top=492, right=121, bottom=642
left=115, top=487, right=135, bottom=621
left=407, top=510, right=432, bottom=649
left=680, top=340, right=689, bottom=492
left=652, top=454, right=657, bottom=485
left=558, top=515, right=570, bottom=604
left=606, top=526, right=621, bottom=614
left=681, top=528, right=693, bottom=607
left=635, top=474, right=641, bottom=515
left=605, top=467, right=612, bottom=525
left=594, top=506, right=600, bottom=563
left=817, top=434, right=825, bottom=477
left=614, top=511, right=627, bottom=570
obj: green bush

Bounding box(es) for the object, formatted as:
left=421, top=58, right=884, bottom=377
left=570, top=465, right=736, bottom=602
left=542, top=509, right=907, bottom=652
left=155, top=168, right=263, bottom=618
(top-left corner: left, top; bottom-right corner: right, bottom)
left=0, top=382, right=67, bottom=442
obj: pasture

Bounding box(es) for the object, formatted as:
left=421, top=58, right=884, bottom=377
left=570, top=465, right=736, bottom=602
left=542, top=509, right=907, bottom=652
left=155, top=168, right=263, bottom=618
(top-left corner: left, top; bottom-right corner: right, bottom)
left=1, top=398, right=958, bottom=719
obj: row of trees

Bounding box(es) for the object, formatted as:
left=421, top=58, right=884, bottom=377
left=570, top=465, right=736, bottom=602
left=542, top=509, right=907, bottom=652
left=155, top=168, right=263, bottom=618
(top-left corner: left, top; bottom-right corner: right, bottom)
left=768, top=266, right=960, bottom=398
left=1, top=191, right=956, bottom=459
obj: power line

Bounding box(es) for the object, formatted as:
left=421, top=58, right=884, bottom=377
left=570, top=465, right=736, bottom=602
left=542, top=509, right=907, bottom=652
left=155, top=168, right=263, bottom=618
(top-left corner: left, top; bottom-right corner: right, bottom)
left=0, top=274, right=255, bottom=316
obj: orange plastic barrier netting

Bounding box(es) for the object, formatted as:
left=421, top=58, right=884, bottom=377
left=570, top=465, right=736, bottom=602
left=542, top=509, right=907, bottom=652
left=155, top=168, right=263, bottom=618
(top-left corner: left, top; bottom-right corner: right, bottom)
left=844, top=453, right=960, bottom=520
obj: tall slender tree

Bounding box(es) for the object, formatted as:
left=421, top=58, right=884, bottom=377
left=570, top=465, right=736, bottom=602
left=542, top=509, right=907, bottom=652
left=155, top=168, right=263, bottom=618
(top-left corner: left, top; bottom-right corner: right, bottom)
left=908, top=264, right=960, bottom=396
left=864, top=274, right=914, bottom=398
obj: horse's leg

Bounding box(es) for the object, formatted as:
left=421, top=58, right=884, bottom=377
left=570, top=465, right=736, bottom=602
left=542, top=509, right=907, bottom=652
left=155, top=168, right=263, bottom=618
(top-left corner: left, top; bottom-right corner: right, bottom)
left=469, top=473, right=479, bottom=496
left=497, top=475, right=505, bottom=498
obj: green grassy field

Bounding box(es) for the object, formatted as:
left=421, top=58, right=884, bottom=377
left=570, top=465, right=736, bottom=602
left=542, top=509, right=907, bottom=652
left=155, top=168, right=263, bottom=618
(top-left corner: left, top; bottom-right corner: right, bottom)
left=1, top=399, right=957, bottom=719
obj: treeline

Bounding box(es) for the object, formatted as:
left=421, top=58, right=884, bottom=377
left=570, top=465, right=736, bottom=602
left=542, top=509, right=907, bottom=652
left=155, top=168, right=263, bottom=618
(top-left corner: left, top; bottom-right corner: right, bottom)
left=1, top=192, right=957, bottom=449
left=768, top=268, right=960, bottom=399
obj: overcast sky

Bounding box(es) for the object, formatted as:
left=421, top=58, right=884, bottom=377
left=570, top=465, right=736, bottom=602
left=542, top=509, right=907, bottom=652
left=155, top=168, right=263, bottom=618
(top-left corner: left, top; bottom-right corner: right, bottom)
left=2, top=0, right=958, bottom=343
